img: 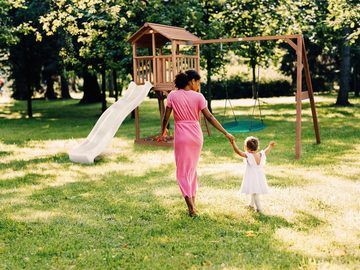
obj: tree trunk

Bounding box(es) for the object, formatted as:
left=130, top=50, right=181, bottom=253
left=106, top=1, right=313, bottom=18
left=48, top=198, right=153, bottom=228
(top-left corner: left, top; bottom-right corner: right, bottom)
left=354, top=62, right=359, bottom=97
left=61, top=69, right=71, bottom=99
left=12, top=41, right=29, bottom=100
left=251, top=60, right=257, bottom=99
left=113, top=70, right=119, bottom=101
left=101, top=65, right=107, bottom=112
left=45, top=76, right=57, bottom=100
left=27, top=83, right=33, bottom=118
left=70, top=75, right=77, bottom=92
left=336, top=27, right=351, bottom=106
left=80, top=68, right=102, bottom=104
left=107, top=71, right=114, bottom=97
left=13, top=71, right=28, bottom=100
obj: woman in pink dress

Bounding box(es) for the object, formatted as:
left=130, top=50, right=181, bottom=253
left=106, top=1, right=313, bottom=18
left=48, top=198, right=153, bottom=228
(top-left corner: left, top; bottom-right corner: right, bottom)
left=161, top=70, right=235, bottom=217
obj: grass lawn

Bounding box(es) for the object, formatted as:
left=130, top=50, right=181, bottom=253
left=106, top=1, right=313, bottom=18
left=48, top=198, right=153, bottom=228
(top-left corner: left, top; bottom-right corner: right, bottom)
left=0, top=93, right=359, bottom=269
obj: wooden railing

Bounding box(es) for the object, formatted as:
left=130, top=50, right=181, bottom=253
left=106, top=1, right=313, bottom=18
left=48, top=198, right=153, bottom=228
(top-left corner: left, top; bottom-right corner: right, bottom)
left=134, top=55, right=199, bottom=86
left=176, top=55, right=198, bottom=73
left=134, top=56, right=153, bottom=84
left=155, top=56, right=173, bottom=84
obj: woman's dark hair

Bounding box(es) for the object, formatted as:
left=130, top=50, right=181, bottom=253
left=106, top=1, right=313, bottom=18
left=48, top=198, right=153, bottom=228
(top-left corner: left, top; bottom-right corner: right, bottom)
left=185, top=70, right=201, bottom=81
left=174, top=70, right=201, bottom=89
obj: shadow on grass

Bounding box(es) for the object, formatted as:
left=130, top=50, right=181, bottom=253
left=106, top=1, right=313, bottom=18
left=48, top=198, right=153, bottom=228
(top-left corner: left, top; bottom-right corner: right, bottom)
left=294, top=211, right=326, bottom=232
left=0, top=154, right=73, bottom=171
left=0, top=151, right=13, bottom=158
left=0, top=171, right=311, bottom=270
left=0, top=173, right=52, bottom=189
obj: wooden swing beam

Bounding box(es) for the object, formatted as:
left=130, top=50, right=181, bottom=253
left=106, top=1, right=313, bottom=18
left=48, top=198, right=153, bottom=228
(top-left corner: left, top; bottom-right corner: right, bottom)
left=191, top=34, right=320, bottom=160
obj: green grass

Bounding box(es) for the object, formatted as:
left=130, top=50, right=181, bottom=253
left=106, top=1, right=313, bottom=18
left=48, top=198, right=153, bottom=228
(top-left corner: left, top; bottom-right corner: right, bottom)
left=0, top=93, right=359, bottom=269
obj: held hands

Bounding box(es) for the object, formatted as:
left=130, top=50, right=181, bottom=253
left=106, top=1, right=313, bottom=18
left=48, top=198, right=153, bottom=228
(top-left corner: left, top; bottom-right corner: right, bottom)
left=225, top=132, right=235, bottom=144
left=157, top=129, right=168, bottom=142
left=269, top=141, right=276, bottom=148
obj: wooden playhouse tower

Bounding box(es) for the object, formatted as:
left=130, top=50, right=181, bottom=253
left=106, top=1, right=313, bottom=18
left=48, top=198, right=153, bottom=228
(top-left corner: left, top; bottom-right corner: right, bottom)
left=128, top=22, right=209, bottom=146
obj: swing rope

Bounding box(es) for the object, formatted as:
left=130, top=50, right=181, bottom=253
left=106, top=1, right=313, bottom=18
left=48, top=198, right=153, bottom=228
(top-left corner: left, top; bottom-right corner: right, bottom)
left=250, top=58, right=264, bottom=130
left=221, top=40, right=266, bottom=133
left=221, top=43, right=238, bottom=124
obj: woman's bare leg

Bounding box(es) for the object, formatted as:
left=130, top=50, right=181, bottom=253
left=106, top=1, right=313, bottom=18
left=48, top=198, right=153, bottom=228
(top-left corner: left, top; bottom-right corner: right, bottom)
left=185, top=196, right=196, bottom=217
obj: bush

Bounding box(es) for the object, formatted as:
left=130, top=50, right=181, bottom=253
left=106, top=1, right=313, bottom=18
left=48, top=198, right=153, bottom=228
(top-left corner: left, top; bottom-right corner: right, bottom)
left=201, top=75, right=293, bottom=99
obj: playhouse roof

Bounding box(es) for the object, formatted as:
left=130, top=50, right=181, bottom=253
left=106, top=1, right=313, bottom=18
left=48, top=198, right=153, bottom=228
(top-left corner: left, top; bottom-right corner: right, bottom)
left=128, top=22, right=200, bottom=48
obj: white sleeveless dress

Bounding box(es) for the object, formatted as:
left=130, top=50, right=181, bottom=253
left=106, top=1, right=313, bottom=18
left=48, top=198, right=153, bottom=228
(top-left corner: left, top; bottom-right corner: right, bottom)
left=240, top=150, right=269, bottom=194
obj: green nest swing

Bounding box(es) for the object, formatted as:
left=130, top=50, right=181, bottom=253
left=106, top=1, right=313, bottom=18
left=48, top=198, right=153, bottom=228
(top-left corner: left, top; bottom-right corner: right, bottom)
left=220, top=57, right=266, bottom=133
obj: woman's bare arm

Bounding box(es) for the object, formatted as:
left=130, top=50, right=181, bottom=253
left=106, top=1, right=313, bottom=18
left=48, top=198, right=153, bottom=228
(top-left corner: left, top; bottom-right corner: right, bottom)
left=161, top=107, right=172, bottom=136
left=201, top=107, right=234, bottom=142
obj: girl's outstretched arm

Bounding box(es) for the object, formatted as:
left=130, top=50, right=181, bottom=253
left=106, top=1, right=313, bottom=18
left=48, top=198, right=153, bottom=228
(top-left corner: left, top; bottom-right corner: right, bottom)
left=264, top=141, right=275, bottom=156
left=201, top=107, right=234, bottom=143
left=230, top=141, right=247, bottom=158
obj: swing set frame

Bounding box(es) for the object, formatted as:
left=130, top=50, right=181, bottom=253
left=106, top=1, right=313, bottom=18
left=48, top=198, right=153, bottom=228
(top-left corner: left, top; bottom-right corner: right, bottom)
left=192, top=34, right=321, bottom=159
left=129, top=23, right=320, bottom=159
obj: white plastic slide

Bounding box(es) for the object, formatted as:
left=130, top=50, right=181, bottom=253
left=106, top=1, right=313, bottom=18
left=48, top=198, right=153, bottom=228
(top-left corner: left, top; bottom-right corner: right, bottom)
left=69, top=81, right=153, bottom=163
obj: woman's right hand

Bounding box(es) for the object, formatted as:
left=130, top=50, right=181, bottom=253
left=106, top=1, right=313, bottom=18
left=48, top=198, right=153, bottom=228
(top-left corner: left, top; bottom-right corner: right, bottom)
left=225, top=132, right=235, bottom=143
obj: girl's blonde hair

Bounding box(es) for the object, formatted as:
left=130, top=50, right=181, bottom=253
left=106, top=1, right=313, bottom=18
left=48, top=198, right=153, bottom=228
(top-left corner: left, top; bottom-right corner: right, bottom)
left=244, top=136, right=259, bottom=151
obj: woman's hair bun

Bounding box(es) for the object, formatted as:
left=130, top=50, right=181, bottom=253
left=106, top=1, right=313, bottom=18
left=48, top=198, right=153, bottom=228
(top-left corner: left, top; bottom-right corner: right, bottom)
left=174, top=72, right=188, bottom=89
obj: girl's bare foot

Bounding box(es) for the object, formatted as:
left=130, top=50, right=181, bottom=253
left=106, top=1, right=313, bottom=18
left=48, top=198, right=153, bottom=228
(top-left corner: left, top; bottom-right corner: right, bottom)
left=246, top=205, right=255, bottom=210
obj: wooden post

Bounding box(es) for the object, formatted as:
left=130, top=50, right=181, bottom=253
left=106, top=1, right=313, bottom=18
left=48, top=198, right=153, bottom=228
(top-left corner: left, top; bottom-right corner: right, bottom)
left=132, top=44, right=140, bottom=142
left=135, top=107, right=140, bottom=141
left=132, top=45, right=137, bottom=83
left=302, top=38, right=320, bottom=144
left=172, top=41, right=177, bottom=80
left=295, top=36, right=303, bottom=159
left=152, top=31, right=156, bottom=86
left=196, top=45, right=200, bottom=73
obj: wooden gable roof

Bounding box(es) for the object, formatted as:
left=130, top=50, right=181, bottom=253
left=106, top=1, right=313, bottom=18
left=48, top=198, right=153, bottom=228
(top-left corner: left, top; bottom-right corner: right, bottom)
left=128, top=22, right=200, bottom=47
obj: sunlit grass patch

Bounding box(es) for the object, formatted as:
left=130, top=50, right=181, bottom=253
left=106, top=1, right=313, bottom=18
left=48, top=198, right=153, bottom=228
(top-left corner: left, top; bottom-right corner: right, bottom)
left=0, top=94, right=359, bottom=269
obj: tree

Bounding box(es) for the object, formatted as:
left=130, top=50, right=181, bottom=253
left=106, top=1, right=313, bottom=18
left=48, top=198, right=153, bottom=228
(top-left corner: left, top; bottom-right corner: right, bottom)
left=39, top=0, right=128, bottom=107
left=327, top=0, right=360, bottom=105
left=274, top=0, right=359, bottom=105
left=224, top=0, right=278, bottom=98
left=186, top=0, right=227, bottom=112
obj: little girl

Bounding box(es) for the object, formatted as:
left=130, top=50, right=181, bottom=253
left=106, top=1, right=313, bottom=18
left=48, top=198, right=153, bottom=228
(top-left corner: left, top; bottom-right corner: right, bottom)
left=230, top=136, right=275, bottom=213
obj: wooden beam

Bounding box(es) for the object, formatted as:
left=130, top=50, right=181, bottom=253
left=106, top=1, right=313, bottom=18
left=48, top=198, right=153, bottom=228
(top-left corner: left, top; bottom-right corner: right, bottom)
left=285, top=38, right=297, bottom=51
left=302, top=38, right=321, bottom=144
left=192, top=34, right=301, bottom=45
left=295, top=36, right=303, bottom=159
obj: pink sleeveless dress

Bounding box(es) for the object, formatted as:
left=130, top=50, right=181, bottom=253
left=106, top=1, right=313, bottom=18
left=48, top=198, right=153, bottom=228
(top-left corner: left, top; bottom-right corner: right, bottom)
left=166, top=90, right=207, bottom=197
